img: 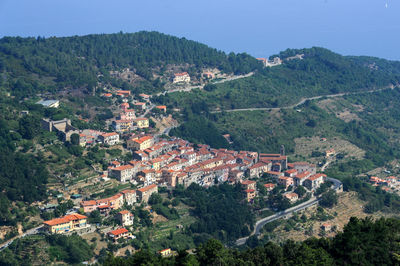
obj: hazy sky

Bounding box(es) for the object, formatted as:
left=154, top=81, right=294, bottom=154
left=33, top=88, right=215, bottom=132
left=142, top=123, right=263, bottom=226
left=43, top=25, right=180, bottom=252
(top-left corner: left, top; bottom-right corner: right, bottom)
left=0, top=0, right=399, bottom=60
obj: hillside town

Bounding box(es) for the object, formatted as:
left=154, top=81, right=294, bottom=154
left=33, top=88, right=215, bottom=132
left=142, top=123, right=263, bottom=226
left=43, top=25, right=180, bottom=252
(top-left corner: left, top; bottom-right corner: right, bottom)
left=36, top=79, right=335, bottom=250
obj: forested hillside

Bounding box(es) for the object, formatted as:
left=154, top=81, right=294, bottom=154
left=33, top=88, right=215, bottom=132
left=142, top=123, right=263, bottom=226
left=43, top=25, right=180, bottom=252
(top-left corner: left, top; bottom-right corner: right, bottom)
left=0, top=97, right=49, bottom=226
left=104, top=217, right=400, bottom=265
left=155, top=47, right=400, bottom=110
left=0, top=31, right=262, bottom=98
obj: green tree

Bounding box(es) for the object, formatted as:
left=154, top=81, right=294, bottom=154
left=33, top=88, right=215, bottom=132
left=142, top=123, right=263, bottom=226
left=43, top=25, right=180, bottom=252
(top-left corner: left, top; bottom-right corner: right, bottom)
left=148, top=193, right=163, bottom=205
left=70, top=133, right=80, bottom=146
left=320, top=189, right=338, bottom=208
left=294, top=185, right=306, bottom=198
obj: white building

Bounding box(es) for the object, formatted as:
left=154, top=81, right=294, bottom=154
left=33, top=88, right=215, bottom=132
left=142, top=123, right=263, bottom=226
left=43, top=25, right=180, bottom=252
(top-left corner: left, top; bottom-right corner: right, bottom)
left=173, top=72, right=190, bottom=83
left=99, top=132, right=120, bottom=145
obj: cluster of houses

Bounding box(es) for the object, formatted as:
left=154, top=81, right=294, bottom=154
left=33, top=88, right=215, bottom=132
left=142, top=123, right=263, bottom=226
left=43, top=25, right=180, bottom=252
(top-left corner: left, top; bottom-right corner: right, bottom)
left=111, top=101, right=151, bottom=133
left=41, top=118, right=120, bottom=147
left=42, top=210, right=136, bottom=242
left=80, top=184, right=158, bottom=215
left=369, top=176, right=399, bottom=191
left=102, top=133, right=328, bottom=204
left=40, top=84, right=329, bottom=240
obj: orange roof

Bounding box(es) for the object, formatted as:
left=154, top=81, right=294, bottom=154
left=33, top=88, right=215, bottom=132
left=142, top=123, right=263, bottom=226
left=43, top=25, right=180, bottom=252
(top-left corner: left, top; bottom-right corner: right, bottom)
left=134, top=102, right=146, bottom=106
left=121, top=189, right=136, bottom=194
left=285, top=192, right=298, bottom=199
left=241, top=180, right=256, bottom=185
left=135, top=117, right=148, bottom=121
left=116, top=90, right=131, bottom=95
left=134, top=136, right=153, bottom=144
left=295, top=171, right=311, bottom=179
left=44, top=214, right=87, bottom=226
left=104, top=93, right=112, bottom=97
left=102, top=132, right=118, bottom=137
left=249, top=162, right=268, bottom=169
left=107, top=193, right=123, bottom=201
left=109, top=228, right=129, bottom=236
left=307, top=173, right=326, bottom=181
left=264, top=183, right=275, bottom=188
left=156, top=105, right=166, bottom=109
left=112, top=165, right=134, bottom=171
left=152, top=158, right=163, bottom=163
left=244, top=189, right=255, bottom=193
left=137, top=184, right=157, bottom=193
left=285, top=169, right=297, bottom=174
left=174, top=72, right=189, bottom=76
left=80, top=200, right=97, bottom=206
left=119, top=210, right=130, bottom=215
left=142, top=169, right=155, bottom=174
left=139, top=93, right=150, bottom=98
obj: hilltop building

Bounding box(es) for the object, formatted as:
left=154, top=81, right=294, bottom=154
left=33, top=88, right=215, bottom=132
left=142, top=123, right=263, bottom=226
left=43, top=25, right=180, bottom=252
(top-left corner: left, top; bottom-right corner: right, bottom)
left=173, top=72, right=190, bottom=83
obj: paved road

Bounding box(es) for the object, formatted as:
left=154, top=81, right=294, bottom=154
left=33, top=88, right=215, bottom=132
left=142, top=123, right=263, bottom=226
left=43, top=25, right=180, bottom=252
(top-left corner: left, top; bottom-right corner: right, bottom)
left=212, top=86, right=396, bottom=114
left=235, top=177, right=342, bottom=246
left=0, top=225, right=44, bottom=251
left=155, top=72, right=254, bottom=96
left=139, top=103, right=155, bottom=118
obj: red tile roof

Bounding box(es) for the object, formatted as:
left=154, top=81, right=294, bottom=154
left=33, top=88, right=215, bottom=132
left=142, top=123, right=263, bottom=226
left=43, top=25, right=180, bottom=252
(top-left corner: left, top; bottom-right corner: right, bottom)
left=295, top=171, right=311, bottom=179
left=134, top=136, right=153, bottom=144
left=174, top=72, right=189, bottom=76
left=307, top=173, right=326, bottom=181
left=137, top=184, right=157, bottom=193
left=113, top=165, right=134, bottom=171
left=264, top=183, right=276, bottom=188
left=44, top=214, right=87, bottom=226
left=285, top=169, right=297, bottom=174
left=109, top=228, right=129, bottom=236
left=102, top=132, right=118, bottom=137
left=241, top=180, right=256, bottom=185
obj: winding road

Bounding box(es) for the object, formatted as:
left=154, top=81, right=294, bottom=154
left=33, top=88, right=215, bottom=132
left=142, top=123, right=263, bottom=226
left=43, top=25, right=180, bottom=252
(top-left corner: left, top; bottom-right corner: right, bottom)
left=212, top=86, right=397, bottom=114
left=0, top=225, right=43, bottom=251
left=235, top=177, right=343, bottom=246
left=155, top=72, right=254, bottom=96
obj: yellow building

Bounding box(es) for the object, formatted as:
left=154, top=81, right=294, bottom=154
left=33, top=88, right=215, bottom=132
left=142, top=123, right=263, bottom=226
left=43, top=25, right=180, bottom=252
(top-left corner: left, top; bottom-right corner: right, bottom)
left=43, top=214, right=88, bottom=234
left=134, top=118, right=149, bottom=128
left=127, top=136, right=153, bottom=150
left=112, top=119, right=132, bottom=133
left=160, top=248, right=172, bottom=257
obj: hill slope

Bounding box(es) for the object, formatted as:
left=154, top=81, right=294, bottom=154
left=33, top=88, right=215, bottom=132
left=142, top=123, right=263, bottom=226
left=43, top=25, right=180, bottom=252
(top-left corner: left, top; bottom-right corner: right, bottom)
left=0, top=31, right=262, bottom=97
left=155, top=47, right=400, bottom=110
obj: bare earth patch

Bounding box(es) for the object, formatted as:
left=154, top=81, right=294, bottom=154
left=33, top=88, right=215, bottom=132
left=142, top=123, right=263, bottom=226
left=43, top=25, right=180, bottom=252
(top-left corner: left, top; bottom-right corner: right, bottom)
left=317, top=98, right=362, bottom=122
left=294, top=136, right=365, bottom=164
left=270, top=191, right=394, bottom=242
